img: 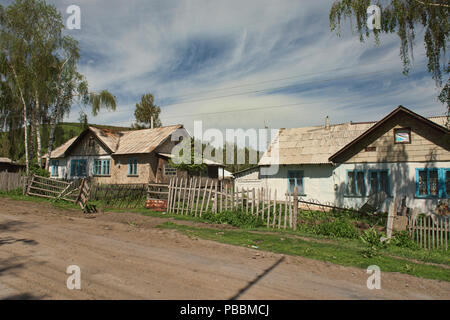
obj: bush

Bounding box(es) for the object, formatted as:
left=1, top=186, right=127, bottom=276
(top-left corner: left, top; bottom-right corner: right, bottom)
left=29, top=163, right=50, bottom=177
left=359, top=228, right=387, bottom=258
left=201, top=210, right=264, bottom=229
left=391, top=231, right=418, bottom=249
left=312, top=218, right=359, bottom=239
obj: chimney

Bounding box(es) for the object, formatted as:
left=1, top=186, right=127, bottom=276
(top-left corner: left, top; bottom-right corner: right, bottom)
left=325, top=116, right=330, bottom=129
left=151, top=116, right=154, bottom=129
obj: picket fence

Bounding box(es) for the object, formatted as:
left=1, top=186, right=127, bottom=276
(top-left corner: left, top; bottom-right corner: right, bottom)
left=409, top=214, right=449, bottom=251
left=167, top=177, right=299, bottom=230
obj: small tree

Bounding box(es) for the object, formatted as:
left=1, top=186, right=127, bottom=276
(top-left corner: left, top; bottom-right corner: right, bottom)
left=132, top=93, right=162, bottom=129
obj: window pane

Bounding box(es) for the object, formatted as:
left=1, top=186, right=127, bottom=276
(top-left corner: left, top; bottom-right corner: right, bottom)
left=418, top=171, right=428, bottom=195
left=288, top=178, right=295, bottom=193
left=356, top=172, right=364, bottom=196
left=429, top=170, right=438, bottom=195
left=379, top=171, right=388, bottom=194
left=446, top=171, right=450, bottom=196
left=347, top=172, right=355, bottom=195
left=369, top=172, right=378, bottom=195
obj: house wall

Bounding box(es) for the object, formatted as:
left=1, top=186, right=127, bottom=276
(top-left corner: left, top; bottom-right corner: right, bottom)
left=237, top=162, right=450, bottom=213
left=342, top=117, right=449, bottom=163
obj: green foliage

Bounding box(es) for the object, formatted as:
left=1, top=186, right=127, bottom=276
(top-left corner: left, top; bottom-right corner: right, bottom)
left=391, top=230, right=419, bottom=249
left=313, top=218, right=359, bottom=239
left=29, top=163, right=49, bottom=177
left=359, top=227, right=387, bottom=258
left=201, top=210, right=264, bottom=229
left=329, top=0, right=449, bottom=111
left=132, top=93, right=162, bottom=129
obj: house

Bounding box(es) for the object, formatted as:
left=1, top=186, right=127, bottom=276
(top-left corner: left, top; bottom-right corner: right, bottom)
left=237, top=106, right=449, bottom=212
left=46, top=125, right=223, bottom=184
left=0, top=157, right=25, bottom=173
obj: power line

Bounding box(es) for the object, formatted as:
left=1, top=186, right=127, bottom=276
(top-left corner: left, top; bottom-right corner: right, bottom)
left=159, top=69, right=391, bottom=107
left=159, top=58, right=398, bottom=102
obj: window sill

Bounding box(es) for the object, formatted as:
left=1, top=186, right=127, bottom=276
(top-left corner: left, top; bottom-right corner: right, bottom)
left=414, top=195, right=440, bottom=199
left=93, top=175, right=111, bottom=177
left=127, top=175, right=139, bottom=177
left=343, top=195, right=366, bottom=198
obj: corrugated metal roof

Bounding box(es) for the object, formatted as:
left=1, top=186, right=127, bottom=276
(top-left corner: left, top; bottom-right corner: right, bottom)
left=46, top=136, right=77, bottom=158
left=259, top=115, right=448, bottom=166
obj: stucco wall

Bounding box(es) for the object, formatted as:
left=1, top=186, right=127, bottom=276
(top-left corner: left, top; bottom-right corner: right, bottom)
left=235, top=162, right=450, bottom=213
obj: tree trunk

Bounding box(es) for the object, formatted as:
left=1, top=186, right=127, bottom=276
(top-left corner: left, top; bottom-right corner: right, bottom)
left=45, top=113, right=57, bottom=170
left=10, top=64, right=30, bottom=173
left=34, top=90, right=42, bottom=167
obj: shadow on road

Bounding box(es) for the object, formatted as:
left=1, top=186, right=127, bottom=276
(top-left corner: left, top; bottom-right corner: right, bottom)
left=2, top=293, right=46, bottom=300
left=0, top=237, right=38, bottom=246
left=229, top=256, right=285, bottom=300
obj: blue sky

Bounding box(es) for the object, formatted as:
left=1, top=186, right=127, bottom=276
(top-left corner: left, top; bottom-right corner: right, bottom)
left=2, top=0, right=447, bottom=138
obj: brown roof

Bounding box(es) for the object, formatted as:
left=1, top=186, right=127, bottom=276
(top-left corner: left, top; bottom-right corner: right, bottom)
left=48, top=125, right=184, bottom=158
left=259, top=106, right=449, bottom=166
left=114, top=125, right=183, bottom=155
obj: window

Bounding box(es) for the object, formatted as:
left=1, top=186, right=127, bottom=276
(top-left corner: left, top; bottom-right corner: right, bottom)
left=369, top=170, right=389, bottom=196
left=394, top=128, right=411, bottom=144
left=347, top=170, right=365, bottom=196
left=128, top=158, right=138, bottom=176
left=288, top=170, right=304, bottom=194
left=70, top=159, right=87, bottom=177
left=51, top=160, right=59, bottom=177
left=164, top=165, right=177, bottom=176
left=93, top=159, right=110, bottom=176
left=416, top=168, right=449, bottom=198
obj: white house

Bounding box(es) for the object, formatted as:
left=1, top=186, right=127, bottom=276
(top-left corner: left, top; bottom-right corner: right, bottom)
left=235, top=106, right=450, bottom=213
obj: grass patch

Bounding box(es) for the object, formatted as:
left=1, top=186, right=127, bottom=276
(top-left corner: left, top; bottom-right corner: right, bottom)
left=0, top=188, right=79, bottom=211
left=157, top=221, right=450, bottom=282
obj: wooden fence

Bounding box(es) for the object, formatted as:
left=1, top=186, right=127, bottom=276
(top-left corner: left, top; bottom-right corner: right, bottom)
left=90, top=183, right=147, bottom=209
left=26, top=173, right=80, bottom=203
left=167, top=177, right=299, bottom=230
left=409, top=215, right=449, bottom=251
left=0, top=171, right=26, bottom=191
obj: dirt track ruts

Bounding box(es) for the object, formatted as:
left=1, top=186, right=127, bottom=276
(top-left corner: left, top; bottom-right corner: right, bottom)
left=0, top=198, right=448, bottom=300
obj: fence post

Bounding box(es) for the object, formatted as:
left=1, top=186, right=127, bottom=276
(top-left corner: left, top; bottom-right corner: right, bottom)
left=386, top=197, right=397, bottom=239
left=293, top=186, right=298, bottom=231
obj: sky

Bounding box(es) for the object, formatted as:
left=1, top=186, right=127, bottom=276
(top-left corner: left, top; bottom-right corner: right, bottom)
left=1, top=0, right=447, bottom=147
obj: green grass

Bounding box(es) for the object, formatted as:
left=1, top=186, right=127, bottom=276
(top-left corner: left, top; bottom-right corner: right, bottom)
left=156, top=221, right=450, bottom=282
left=0, top=189, right=79, bottom=211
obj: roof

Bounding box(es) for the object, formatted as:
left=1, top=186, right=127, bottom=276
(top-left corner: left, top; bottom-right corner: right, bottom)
left=48, top=125, right=184, bottom=158
left=259, top=122, right=375, bottom=165
left=157, top=153, right=225, bottom=167
left=0, top=157, right=13, bottom=164
left=259, top=107, right=449, bottom=166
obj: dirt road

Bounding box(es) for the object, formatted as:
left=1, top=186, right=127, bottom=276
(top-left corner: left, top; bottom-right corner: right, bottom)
left=0, top=198, right=448, bottom=300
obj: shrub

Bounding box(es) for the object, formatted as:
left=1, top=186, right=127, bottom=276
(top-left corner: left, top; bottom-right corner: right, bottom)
left=201, top=210, right=264, bottom=229
left=359, top=228, right=387, bottom=258
left=312, top=218, right=359, bottom=239
left=391, top=231, right=418, bottom=249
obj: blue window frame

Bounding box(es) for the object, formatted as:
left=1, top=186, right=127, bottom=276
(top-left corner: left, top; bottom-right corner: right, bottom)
left=70, top=159, right=87, bottom=177
left=51, top=160, right=59, bottom=177
left=346, top=170, right=365, bottom=196
left=93, top=159, right=110, bottom=176
left=288, top=170, right=304, bottom=194
left=416, top=168, right=449, bottom=198
left=368, top=170, right=390, bottom=196
left=128, top=158, right=138, bottom=176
